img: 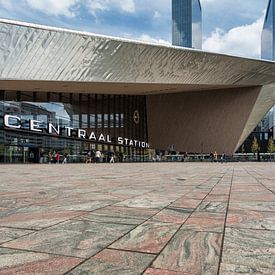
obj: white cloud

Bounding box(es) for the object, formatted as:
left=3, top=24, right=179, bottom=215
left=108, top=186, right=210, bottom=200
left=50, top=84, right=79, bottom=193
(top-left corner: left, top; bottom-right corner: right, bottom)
left=203, top=15, right=264, bottom=58
left=85, top=0, right=135, bottom=17
left=153, top=11, right=161, bottom=19
left=25, top=0, right=78, bottom=17
left=137, top=34, right=170, bottom=45
left=0, top=0, right=12, bottom=10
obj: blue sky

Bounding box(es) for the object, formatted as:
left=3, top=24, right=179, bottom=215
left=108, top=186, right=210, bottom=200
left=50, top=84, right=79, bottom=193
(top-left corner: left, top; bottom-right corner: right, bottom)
left=0, top=0, right=269, bottom=58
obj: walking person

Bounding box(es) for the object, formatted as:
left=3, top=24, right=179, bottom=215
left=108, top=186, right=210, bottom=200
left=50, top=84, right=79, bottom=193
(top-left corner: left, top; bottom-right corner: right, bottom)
left=48, top=150, right=53, bottom=164
left=110, top=151, right=115, bottom=163
left=95, top=150, right=101, bottom=163
left=221, top=152, right=226, bottom=163
left=214, top=151, right=218, bottom=163
left=62, top=152, right=68, bottom=164
left=55, top=151, right=60, bottom=164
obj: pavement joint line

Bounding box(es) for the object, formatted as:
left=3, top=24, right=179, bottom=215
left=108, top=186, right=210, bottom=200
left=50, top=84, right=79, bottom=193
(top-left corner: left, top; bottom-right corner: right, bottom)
left=145, top=171, right=230, bottom=271
left=0, top=163, right=275, bottom=274
left=68, top=172, right=227, bottom=273
left=245, top=167, right=275, bottom=196
left=105, top=247, right=158, bottom=255
left=217, top=167, right=235, bottom=275
left=226, top=226, right=275, bottom=232
left=0, top=245, right=86, bottom=260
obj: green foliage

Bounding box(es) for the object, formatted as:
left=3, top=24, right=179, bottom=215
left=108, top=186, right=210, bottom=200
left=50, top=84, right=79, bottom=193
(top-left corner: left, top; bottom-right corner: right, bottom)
left=251, top=137, right=259, bottom=154
left=267, top=137, right=274, bottom=153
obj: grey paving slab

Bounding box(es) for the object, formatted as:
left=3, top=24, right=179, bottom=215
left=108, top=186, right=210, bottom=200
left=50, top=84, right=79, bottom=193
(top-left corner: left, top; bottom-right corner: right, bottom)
left=0, top=163, right=275, bottom=274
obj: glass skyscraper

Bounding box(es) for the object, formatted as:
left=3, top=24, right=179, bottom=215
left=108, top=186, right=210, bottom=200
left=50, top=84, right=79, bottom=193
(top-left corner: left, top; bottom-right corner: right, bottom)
left=172, top=0, right=202, bottom=49
left=261, top=0, right=275, bottom=60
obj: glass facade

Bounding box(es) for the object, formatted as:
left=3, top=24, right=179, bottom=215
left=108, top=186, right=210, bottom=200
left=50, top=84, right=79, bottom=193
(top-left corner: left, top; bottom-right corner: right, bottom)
left=261, top=0, right=275, bottom=61
left=172, top=0, right=202, bottom=49
left=0, top=91, right=149, bottom=163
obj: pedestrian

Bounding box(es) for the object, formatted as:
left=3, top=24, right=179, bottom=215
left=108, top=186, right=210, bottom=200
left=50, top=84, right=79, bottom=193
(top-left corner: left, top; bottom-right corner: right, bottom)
left=110, top=151, right=115, bottom=163
left=95, top=150, right=101, bottom=163
left=221, top=152, right=226, bottom=163
left=55, top=151, right=60, bottom=164
left=62, top=152, right=68, bottom=164
left=210, top=152, right=214, bottom=162
left=214, top=151, right=218, bottom=163
left=48, top=150, right=53, bottom=164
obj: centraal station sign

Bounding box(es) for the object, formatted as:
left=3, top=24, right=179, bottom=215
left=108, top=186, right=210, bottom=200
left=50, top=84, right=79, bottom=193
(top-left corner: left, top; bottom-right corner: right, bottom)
left=4, top=115, right=150, bottom=148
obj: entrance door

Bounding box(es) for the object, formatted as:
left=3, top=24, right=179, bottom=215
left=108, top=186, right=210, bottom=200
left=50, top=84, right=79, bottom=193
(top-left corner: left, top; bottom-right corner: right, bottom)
left=27, top=147, right=39, bottom=163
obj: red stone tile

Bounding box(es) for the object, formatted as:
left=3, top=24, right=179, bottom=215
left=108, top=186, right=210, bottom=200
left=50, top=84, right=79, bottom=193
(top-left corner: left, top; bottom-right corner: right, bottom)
left=110, top=221, right=180, bottom=254
left=144, top=267, right=190, bottom=274
left=0, top=247, right=82, bottom=275
left=182, top=212, right=226, bottom=232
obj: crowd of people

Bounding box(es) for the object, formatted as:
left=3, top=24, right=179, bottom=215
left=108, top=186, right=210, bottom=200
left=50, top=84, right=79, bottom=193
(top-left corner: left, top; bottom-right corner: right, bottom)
left=42, top=150, right=124, bottom=164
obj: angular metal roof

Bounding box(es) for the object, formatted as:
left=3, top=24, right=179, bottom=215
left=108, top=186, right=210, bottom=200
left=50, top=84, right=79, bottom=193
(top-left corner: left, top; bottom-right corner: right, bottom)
left=0, top=18, right=275, bottom=88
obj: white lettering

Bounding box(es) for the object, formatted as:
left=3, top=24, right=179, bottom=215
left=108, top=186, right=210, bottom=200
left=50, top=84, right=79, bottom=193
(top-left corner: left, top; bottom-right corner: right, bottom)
left=48, top=123, right=60, bottom=135
left=98, top=133, right=105, bottom=142
left=118, top=137, right=123, bottom=145
left=124, top=138, right=129, bottom=145
left=89, top=131, right=97, bottom=140
left=78, top=129, right=86, bottom=139
left=4, top=115, right=21, bottom=129
left=141, top=142, right=145, bottom=148
left=30, top=120, right=42, bottom=132
left=129, top=139, right=134, bottom=146
left=107, top=135, right=111, bottom=143
left=65, top=127, right=73, bottom=137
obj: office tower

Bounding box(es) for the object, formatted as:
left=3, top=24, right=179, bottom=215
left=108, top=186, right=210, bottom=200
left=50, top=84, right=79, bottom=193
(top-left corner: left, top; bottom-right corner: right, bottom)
left=261, top=0, right=275, bottom=60
left=172, top=0, right=202, bottom=49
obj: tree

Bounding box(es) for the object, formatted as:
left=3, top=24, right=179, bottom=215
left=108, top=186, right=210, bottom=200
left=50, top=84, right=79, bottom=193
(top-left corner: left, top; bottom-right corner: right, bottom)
left=251, top=137, right=259, bottom=155
left=267, top=137, right=274, bottom=161
left=267, top=137, right=274, bottom=153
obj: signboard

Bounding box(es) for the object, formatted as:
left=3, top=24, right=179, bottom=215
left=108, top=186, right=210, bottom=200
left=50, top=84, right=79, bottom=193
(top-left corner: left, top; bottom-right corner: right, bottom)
left=4, top=114, right=149, bottom=149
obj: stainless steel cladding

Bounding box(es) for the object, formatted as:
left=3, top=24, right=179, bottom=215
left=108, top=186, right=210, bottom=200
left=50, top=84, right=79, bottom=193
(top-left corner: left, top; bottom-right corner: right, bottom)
left=0, top=18, right=275, bottom=86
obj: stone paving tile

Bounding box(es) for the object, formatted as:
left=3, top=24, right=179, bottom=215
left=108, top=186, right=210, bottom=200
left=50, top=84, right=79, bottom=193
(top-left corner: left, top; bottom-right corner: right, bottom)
left=150, top=207, right=190, bottom=224
left=204, top=194, right=229, bottom=202
left=219, top=263, right=275, bottom=275
left=2, top=220, right=135, bottom=258
left=0, top=205, right=85, bottom=230
left=143, top=267, right=192, bottom=274
left=170, top=197, right=202, bottom=212
left=114, top=194, right=175, bottom=209
left=230, top=191, right=275, bottom=202
left=196, top=201, right=228, bottom=213
left=0, top=227, right=34, bottom=244
left=110, top=221, right=180, bottom=254
left=68, top=249, right=155, bottom=274
left=152, top=229, right=222, bottom=274
left=181, top=212, right=226, bottom=232
left=222, top=228, right=275, bottom=269
left=229, top=201, right=275, bottom=212
left=76, top=206, right=157, bottom=225
left=0, top=247, right=82, bottom=275
left=1, top=163, right=275, bottom=274
left=227, top=210, right=275, bottom=230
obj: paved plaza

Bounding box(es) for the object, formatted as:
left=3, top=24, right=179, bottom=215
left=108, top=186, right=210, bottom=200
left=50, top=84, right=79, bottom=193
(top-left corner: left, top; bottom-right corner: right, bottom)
left=0, top=163, right=275, bottom=274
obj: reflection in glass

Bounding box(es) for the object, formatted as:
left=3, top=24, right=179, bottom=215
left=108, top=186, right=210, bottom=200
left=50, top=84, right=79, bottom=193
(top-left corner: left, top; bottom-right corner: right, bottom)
left=172, top=0, right=202, bottom=49
left=261, top=0, right=274, bottom=61
left=90, top=114, right=96, bottom=128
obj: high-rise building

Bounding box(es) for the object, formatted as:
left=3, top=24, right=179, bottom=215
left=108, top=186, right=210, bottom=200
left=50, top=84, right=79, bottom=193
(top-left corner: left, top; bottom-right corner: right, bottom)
left=240, top=0, right=275, bottom=153
left=172, top=0, right=202, bottom=49
left=261, top=0, right=275, bottom=60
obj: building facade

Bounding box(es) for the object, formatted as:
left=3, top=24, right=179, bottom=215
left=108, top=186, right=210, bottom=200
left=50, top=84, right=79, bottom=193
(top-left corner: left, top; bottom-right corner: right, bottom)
left=0, top=91, right=148, bottom=163
left=172, top=0, right=202, bottom=49
left=240, top=0, right=275, bottom=153
left=262, top=0, right=275, bottom=60
left=0, top=19, right=275, bottom=163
